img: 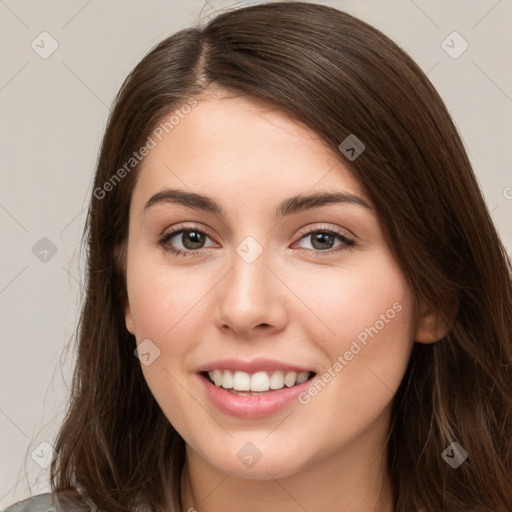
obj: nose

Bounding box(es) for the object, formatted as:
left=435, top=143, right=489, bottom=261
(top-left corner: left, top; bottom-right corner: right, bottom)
left=214, top=247, right=288, bottom=338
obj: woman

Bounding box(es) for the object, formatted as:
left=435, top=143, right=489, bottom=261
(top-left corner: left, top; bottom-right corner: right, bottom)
left=4, top=1, right=511, bottom=511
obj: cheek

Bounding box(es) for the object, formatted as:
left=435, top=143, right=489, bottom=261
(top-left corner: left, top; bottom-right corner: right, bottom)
left=126, top=257, right=206, bottom=437
left=298, top=251, right=416, bottom=413
left=127, top=253, right=207, bottom=342
left=302, top=250, right=414, bottom=348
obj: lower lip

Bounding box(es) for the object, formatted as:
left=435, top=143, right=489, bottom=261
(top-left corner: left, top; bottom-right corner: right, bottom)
left=198, top=373, right=314, bottom=419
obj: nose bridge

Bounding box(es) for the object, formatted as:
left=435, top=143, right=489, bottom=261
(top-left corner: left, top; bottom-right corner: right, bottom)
left=215, top=234, right=285, bottom=333
left=227, top=238, right=270, bottom=310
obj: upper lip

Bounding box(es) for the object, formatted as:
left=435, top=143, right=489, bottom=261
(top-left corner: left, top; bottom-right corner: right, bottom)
left=196, top=358, right=314, bottom=374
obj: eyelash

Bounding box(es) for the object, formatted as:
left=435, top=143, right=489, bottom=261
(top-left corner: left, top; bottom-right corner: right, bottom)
left=157, top=223, right=356, bottom=258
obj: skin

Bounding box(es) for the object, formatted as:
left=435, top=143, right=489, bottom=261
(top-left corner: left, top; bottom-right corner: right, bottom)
left=124, top=91, right=448, bottom=512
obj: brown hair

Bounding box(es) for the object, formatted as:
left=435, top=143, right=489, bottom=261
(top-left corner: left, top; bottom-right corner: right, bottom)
left=47, top=2, right=512, bottom=511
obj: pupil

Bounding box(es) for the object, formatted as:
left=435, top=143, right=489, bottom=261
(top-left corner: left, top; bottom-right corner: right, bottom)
left=312, top=232, right=333, bottom=250
left=184, top=231, right=204, bottom=249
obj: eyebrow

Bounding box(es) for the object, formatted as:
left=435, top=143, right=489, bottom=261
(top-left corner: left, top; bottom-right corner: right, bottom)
left=142, top=188, right=373, bottom=219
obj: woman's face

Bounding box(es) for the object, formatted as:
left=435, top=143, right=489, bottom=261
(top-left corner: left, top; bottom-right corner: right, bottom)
left=124, top=93, right=432, bottom=479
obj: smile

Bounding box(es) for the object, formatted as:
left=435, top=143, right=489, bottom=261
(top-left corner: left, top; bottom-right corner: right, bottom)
left=205, top=369, right=314, bottom=392
left=197, top=360, right=317, bottom=418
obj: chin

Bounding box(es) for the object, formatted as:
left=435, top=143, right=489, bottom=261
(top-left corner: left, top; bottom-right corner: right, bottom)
left=197, top=438, right=318, bottom=480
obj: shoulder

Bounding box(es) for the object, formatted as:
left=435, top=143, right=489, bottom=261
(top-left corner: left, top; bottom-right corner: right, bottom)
left=2, top=490, right=93, bottom=512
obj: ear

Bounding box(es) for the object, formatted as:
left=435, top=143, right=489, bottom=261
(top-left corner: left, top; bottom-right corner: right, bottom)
left=125, top=300, right=135, bottom=335
left=414, top=298, right=457, bottom=344
left=114, top=243, right=133, bottom=334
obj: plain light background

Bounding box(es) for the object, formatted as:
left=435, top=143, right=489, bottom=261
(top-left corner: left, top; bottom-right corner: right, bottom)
left=1, top=0, right=511, bottom=508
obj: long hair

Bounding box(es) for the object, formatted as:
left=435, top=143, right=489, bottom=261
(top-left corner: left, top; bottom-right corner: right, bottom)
left=48, top=2, right=512, bottom=511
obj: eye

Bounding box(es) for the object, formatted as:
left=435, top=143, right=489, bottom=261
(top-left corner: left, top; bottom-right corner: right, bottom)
left=158, top=223, right=356, bottom=257
left=158, top=226, right=216, bottom=256
left=293, top=225, right=356, bottom=256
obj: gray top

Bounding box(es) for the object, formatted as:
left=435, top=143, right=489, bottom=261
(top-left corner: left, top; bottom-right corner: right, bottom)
left=2, top=492, right=93, bottom=512
left=2, top=491, right=154, bottom=512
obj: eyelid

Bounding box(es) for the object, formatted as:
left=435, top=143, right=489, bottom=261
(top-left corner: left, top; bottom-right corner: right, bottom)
left=294, top=223, right=355, bottom=242
left=161, top=222, right=217, bottom=240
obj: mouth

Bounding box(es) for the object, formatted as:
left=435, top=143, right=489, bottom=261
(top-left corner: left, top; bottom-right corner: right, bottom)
left=200, top=369, right=316, bottom=395
left=197, top=368, right=317, bottom=418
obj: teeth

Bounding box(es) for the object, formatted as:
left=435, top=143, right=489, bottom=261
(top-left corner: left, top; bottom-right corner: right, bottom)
left=284, top=372, right=297, bottom=387
left=251, top=371, right=270, bottom=392
left=222, top=370, right=233, bottom=389
left=269, top=371, right=284, bottom=390
left=296, top=371, right=309, bottom=384
left=207, top=369, right=311, bottom=392
left=212, top=369, right=223, bottom=386
left=233, top=371, right=251, bottom=391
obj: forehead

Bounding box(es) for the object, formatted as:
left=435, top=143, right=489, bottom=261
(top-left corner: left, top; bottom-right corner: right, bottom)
left=132, top=95, right=369, bottom=210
